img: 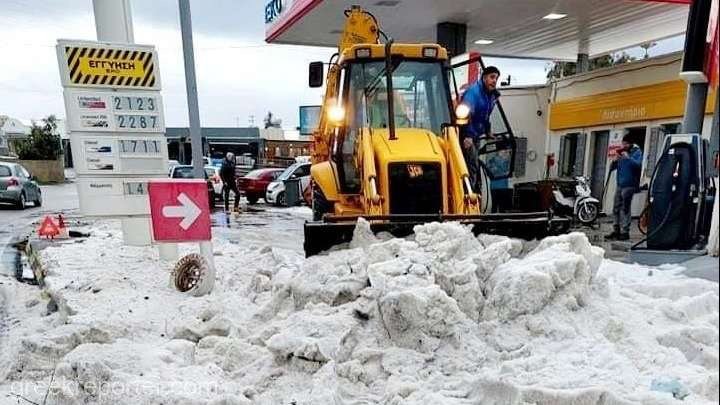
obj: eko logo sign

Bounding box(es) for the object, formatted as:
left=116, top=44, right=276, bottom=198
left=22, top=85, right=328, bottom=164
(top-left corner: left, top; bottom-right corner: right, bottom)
left=265, top=0, right=284, bottom=24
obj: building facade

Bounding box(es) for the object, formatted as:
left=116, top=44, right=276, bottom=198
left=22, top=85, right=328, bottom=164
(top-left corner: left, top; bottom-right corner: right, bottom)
left=0, top=115, right=30, bottom=156
left=545, top=52, right=716, bottom=213
left=165, top=127, right=263, bottom=165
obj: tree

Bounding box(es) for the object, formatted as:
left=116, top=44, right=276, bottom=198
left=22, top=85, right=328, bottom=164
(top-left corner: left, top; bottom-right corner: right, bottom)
left=14, top=115, right=62, bottom=160
left=546, top=52, right=636, bottom=80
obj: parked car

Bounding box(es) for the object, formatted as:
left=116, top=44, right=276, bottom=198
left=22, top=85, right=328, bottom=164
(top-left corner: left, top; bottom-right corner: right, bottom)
left=167, top=159, right=180, bottom=175
left=204, top=166, right=223, bottom=201
left=265, top=162, right=311, bottom=206
left=237, top=168, right=284, bottom=204
left=169, top=165, right=215, bottom=207
left=0, top=162, right=42, bottom=209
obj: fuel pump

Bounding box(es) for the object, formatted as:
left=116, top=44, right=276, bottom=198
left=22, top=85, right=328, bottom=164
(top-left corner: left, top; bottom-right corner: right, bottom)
left=634, top=134, right=715, bottom=251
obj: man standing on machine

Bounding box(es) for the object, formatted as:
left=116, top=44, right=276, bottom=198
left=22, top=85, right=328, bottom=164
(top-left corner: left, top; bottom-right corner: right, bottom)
left=460, top=66, right=501, bottom=192
left=606, top=135, right=643, bottom=240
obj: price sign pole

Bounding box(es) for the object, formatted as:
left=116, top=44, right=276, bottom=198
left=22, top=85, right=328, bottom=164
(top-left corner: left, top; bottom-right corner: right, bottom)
left=57, top=0, right=177, bottom=259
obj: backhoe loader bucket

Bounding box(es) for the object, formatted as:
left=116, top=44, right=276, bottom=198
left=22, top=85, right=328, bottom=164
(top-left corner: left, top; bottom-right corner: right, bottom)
left=303, top=212, right=570, bottom=256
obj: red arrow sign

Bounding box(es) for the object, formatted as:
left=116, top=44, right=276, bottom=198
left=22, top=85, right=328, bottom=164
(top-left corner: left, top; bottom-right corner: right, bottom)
left=148, top=180, right=211, bottom=242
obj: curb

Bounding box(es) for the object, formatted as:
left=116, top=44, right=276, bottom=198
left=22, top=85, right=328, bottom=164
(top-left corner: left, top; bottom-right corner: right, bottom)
left=25, top=239, right=46, bottom=287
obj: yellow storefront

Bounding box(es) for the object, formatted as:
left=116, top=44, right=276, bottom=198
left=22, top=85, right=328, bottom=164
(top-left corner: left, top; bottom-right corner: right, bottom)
left=550, top=80, right=716, bottom=132
left=547, top=79, right=716, bottom=214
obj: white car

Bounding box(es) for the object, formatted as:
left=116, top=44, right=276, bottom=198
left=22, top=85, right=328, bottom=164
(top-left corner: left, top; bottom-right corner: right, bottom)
left=204, top=166, right=223, bottom=200
left=167, top=159, right=180, bottom=175
left=265, top=162, right=311, bottom=206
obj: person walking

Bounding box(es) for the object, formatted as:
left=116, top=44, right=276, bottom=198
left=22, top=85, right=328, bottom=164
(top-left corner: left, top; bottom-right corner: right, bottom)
left=220, top=152, right=240, bottom=212
left=606, top=135, right=643, bottom=240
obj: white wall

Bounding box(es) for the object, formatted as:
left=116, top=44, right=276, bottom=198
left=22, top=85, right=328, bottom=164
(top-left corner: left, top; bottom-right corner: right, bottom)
left=499, top=85, right=551, bottom=183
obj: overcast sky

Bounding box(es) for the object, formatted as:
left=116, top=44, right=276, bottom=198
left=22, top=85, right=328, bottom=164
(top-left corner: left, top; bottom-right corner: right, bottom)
left=0, top=0, right=684, bottom=129
left=0, top=0, right=334, bottom=129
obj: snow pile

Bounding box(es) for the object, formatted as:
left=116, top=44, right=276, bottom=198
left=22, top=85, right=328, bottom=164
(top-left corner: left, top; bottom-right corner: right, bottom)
left=1, top=220, right=718, bottom=405
left=484, top=233, right=603, bottom=321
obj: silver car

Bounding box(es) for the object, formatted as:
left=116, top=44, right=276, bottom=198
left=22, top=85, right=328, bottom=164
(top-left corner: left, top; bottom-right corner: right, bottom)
left=0, top=162, right=42, bottom=209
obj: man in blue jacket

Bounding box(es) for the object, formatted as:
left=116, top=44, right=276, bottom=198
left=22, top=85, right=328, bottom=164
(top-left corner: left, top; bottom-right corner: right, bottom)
left=606, top=135, right=643, bottom=240
left=460, top=66, right=501, bottom=191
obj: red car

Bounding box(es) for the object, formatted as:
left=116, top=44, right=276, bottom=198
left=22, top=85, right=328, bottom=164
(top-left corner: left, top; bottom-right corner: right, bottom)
left=237, top=168, right=284, bottom=204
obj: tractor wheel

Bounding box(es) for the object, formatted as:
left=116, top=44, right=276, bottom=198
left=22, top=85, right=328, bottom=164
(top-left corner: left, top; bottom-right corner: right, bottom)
left=312, top=183, right=332, bottom=221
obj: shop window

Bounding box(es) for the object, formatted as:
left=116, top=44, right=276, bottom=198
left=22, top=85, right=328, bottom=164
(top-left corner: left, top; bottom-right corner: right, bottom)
left=623, top=127, right=647, bottom=150
left=558, top=133, right=586, bottom=177
left=589, top=131, right=610, bottom=199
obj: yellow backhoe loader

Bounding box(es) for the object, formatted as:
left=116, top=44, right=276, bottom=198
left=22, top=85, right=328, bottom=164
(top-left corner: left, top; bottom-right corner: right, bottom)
left=304, top=6, right=567, bottom=256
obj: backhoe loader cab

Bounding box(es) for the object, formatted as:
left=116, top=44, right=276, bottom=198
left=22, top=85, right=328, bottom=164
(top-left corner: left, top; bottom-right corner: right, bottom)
left=302, top=7, right=566, bottom=256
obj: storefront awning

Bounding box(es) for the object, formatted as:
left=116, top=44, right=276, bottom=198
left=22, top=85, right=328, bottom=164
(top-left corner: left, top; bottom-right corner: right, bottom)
left=265, top=0, right=690, bottom=60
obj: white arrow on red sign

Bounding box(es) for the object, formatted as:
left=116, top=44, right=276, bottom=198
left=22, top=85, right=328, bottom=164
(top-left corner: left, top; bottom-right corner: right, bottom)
left=162, top=192, right=202, bottom=230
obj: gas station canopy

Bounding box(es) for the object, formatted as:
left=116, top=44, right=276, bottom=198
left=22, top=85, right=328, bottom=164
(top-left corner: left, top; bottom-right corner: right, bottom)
left=265, top=0, right=690, bottom=60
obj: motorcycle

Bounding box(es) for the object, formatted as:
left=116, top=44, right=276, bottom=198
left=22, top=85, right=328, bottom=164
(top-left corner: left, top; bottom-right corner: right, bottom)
left=552, top=176, right=601, bottom=225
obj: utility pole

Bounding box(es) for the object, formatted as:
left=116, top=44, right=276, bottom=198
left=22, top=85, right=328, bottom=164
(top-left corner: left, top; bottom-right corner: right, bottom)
left=92, top=0, right=146, bottom=247
left=92, top=0, right=134, bottom=43
left=91, top=0, right=178, bottom=258
left=178, top=0, right=205, bottom=179
left=679, top=0, right=712, bottom=134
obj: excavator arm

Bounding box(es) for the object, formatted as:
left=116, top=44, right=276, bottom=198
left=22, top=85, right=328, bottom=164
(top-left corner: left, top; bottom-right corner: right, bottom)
left=338, top=6, right=380, bottom=53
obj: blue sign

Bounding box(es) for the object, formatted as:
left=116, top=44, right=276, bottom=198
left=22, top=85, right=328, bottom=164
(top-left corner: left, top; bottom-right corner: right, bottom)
left=265, top=0, right=283, bottom=24
left=299, top=105, right=321, bottom=136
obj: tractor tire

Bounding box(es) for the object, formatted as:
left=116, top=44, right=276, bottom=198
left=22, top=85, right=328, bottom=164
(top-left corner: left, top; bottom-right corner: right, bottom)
left=312, top=183, right=332, bottom=221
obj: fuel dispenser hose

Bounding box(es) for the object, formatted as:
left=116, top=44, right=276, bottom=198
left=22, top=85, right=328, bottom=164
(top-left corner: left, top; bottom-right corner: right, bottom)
left=631, top=150, right=685, bottom=250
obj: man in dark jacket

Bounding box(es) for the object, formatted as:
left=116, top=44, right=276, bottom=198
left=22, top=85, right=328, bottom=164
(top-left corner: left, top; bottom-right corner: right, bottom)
left=460, top=66, right=501, bottom=192
left=606, top=135, right=643, bottom=240
left=220, top=152, right=240, bottom=212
